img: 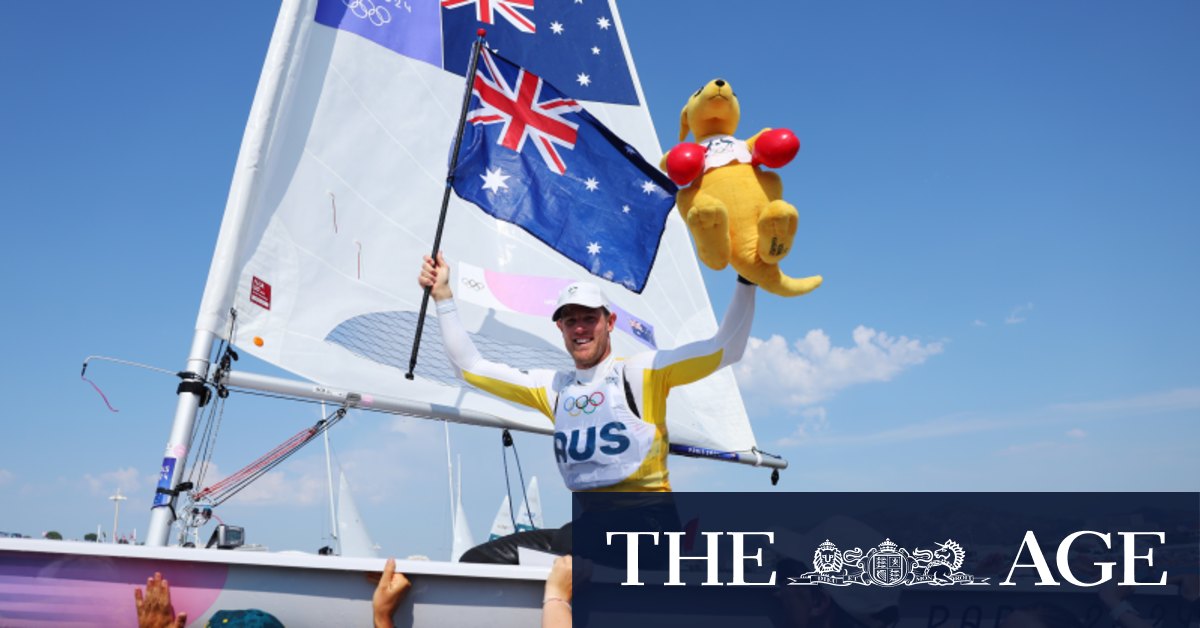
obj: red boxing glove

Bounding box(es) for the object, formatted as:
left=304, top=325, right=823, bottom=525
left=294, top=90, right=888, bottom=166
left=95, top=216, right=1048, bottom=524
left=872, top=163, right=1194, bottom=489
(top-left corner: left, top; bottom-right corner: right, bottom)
left=752, top=128, right=800, bottom=168
left=665, top=142, right=706, bottom=186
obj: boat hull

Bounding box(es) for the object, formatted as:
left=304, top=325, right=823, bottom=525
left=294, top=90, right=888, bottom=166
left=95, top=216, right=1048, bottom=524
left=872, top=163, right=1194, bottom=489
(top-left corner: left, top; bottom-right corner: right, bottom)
left=0, top=538, right=545, bottom=627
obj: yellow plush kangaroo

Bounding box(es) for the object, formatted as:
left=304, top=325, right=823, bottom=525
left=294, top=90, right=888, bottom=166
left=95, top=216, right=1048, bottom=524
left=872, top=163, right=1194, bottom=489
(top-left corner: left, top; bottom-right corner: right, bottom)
left=662, top=78, right=822, bottom=297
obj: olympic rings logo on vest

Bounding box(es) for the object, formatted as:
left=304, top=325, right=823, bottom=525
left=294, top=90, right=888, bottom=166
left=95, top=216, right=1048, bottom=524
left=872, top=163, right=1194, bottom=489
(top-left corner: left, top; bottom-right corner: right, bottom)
left=563, top=391, right=606, bottom=416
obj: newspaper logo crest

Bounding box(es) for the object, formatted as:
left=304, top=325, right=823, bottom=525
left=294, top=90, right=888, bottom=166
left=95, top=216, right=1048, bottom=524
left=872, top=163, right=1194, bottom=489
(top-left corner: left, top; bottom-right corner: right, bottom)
left=791, top=538, right=988, bottom=587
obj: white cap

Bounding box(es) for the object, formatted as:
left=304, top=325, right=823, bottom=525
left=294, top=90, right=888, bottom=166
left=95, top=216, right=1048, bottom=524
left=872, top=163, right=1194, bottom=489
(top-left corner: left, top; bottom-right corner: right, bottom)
left=552, top=282, right=609, bottom=321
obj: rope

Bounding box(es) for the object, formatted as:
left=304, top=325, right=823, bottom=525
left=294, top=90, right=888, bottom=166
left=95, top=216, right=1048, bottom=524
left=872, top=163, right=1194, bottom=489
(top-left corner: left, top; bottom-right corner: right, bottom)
left=194, top=407, right=346, bottom=508
left=500, top=430, right=518, bottom=531
left=499, top=429, right=535, bottom=531
left=511, top=436, right=534, bottom=530
left=184, top=311, right=236, bottom=495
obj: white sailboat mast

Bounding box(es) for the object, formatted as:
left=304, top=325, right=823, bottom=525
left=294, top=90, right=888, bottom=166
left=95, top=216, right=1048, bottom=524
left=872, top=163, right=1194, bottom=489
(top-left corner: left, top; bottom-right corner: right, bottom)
left=444, top=422, right=455, bottom=530
left=323, top=403, right=340, bottom=554
left=145, top=0, right=309, bottom=547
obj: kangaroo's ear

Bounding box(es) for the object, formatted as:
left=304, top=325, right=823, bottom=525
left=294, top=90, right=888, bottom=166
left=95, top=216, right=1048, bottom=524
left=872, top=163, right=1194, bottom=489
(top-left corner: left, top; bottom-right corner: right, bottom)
left=678, top=106, right=690, bottom=142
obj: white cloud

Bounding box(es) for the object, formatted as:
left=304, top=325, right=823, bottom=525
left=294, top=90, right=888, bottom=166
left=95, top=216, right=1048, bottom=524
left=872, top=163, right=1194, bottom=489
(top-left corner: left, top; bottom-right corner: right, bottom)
left=1066, top=428, right=1086, bottom=439
left=229, top=468, right=327, bottom=506
left=777, top=407, right=830, bottom=446
left=972, top=319, right=987, bottom=327
left=389, top=415, right=440, bottom=437
left=1005, top=302, right=1034, bottom=324
left=84, top=467, right=142, bottom=496
left=0, top=469, right=13, bottom=486
left=734, top=326, right=944, bottom=408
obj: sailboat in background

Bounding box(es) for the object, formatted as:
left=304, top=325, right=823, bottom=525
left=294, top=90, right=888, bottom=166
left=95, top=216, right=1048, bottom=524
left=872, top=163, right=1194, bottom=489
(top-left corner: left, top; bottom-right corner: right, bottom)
left=450, top=457, right=474, bottom=563
left=319, top=405, right=379, bottom=558
left=0, top=1, right=780, bottom=625
left=335, top=470, right=379, bottom=559
left=489, top=477, right=543, bottom=541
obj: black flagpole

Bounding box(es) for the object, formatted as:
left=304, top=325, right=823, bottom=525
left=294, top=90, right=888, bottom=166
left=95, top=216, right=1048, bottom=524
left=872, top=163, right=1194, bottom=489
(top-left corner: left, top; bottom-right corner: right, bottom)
left=406, top=29, right=488, bottom=381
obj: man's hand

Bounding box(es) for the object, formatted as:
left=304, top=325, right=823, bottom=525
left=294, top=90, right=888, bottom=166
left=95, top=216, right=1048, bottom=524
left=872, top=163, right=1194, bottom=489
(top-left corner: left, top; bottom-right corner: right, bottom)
left=545, top=555, right=572, bottom=602
left=134, top=572, right=187, bottom=628
left=418, top=252, right=453, bottom=302
left=372, top=557, right=412, bottom=628
left=542, top=555, right=573, bottom=628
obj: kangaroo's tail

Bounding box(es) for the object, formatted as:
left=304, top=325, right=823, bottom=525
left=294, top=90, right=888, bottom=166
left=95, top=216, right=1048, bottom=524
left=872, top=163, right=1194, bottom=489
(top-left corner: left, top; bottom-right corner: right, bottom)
left=757, top=267, right=823, bottom=297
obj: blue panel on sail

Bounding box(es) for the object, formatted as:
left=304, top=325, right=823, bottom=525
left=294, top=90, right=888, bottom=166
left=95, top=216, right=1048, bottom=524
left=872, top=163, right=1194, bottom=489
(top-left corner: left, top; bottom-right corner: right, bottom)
left=314, top=0, right=443, bottom=67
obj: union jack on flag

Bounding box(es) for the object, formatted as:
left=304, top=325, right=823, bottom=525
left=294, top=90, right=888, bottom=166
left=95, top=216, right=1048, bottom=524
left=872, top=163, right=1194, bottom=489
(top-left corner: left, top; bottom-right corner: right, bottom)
left=317, top=0, right=640, bottom=105
left=441, top=0, right=535, bottom=34
left=451, top=49, right=676, bottom=292
left=468, top=49, right=580, bottom=175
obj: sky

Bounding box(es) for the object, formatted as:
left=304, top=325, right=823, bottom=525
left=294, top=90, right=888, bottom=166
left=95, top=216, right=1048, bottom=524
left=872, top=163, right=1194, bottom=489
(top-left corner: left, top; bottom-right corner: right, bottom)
left=0, top=2, right=1197, bottom=559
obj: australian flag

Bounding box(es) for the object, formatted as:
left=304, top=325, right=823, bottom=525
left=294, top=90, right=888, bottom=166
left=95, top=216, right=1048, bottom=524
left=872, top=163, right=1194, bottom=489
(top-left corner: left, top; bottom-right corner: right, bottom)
left=315, top=0, right=640, bottom=105
left=451, top=49, right=675, bottom=292
left=313, top=0, right=675, bottom=291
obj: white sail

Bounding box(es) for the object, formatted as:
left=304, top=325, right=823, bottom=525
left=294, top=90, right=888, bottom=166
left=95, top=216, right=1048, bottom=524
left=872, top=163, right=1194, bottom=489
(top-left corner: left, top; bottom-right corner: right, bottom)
left=450, top=456, right=474, bottom=562
left=450, top=490, right=474, bottom=562
left=488, top=477, right=542, bottom=540
left=336, top=471, right=378, bottom=558
left=514, top=477, right=543, bottom=533
left=195, top=0, right=756, bottom=454
left=488, top=496, right=513, bottom=541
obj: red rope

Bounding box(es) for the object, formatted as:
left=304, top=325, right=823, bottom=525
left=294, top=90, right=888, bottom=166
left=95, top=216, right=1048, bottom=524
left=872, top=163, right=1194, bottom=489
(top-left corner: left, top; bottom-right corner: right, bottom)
left=81, top=374, right=119, bottom=412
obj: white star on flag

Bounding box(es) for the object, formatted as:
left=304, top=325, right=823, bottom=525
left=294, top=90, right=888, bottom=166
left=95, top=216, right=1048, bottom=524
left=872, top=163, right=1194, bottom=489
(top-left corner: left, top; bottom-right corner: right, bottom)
left=587, top=242, right=601, bottom=255
left=550, top=21, right=564, bottom=34
left=576, top=73, right=591, bottom=86
left=597, top=16, right=611, bottom=29
left=641, top=180, right=657, bottom=194
left=591, top=46, right=600, bottom=55
left=584, top=177, right=599, bottom=191
left=480, top=167, right=510, bottom=193
left=622, top=205, right=631, bottom=213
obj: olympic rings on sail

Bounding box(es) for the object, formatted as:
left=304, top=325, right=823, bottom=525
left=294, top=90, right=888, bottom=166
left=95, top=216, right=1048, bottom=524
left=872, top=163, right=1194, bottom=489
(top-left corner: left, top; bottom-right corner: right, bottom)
left=563, top=392, right=605, bottom=416
left=342, top=0, right=392, bottom=27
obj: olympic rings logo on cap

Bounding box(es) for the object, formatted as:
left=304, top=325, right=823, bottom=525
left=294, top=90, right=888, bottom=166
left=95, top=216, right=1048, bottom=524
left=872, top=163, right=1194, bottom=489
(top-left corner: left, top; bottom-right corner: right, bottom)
left=563, top=392, right=605, bottom=416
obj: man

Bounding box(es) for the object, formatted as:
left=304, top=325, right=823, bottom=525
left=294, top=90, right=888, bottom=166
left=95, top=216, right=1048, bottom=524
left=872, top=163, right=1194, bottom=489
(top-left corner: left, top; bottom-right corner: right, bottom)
left=418, top=252, right=755, bottom=493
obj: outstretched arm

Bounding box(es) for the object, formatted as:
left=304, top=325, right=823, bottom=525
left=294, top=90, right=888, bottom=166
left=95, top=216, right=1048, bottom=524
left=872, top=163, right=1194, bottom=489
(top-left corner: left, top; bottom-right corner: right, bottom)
left=625, top=279, right=756, bottom=406
left=619, top=280, right=755, bottom=435
left=418, top=253, right=556, bottom=418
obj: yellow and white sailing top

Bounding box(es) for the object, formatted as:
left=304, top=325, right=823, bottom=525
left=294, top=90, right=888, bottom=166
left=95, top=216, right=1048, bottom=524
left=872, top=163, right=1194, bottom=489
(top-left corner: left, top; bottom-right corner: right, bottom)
left=434, top=282, right=756, bottom=492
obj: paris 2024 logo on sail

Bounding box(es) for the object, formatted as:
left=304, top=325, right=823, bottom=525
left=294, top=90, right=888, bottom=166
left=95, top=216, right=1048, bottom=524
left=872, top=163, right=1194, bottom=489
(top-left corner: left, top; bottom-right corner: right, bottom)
left=791, top=538, right=988, bottom=587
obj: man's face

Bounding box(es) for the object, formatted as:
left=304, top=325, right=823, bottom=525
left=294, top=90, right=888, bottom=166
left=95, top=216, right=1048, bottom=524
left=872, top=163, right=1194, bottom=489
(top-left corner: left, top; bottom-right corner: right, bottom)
left=556, top=305, right=616, bottom=370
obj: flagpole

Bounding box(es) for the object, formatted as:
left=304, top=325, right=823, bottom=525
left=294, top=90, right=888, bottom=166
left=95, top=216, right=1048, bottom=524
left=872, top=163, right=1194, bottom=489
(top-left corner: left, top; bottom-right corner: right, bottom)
left=406, top=29, right=488, bottom=381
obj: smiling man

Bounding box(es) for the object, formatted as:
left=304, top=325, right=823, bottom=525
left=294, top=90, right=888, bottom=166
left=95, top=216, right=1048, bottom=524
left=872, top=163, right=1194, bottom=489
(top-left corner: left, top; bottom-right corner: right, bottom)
left=418, top=252, right=755, bottom=492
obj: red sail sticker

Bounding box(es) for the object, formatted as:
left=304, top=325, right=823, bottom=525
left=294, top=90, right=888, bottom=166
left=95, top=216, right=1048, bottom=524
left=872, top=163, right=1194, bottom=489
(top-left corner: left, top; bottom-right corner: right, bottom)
left=250, top=276, right=272, bottom=310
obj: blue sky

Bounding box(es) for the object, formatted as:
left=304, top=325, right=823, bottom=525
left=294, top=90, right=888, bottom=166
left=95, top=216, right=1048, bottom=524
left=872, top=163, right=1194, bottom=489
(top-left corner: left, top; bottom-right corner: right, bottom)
left=0, top=2, right=1196, bottom=557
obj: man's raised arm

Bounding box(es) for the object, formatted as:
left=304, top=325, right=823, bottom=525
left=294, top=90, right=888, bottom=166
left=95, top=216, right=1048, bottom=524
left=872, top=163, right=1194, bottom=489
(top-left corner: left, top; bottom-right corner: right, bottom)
left=417, top=253, right=556, bottom=418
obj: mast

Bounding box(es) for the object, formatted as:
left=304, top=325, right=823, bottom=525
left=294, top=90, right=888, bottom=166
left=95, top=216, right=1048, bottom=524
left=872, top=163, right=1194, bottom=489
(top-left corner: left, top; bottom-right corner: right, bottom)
left=145, top=330, right=218, bottom=546
left=445, top=422, right=455, bottom=538
left=146, top=0, right=309, bottom=546
left=323, top=402, right=340, bottom=554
